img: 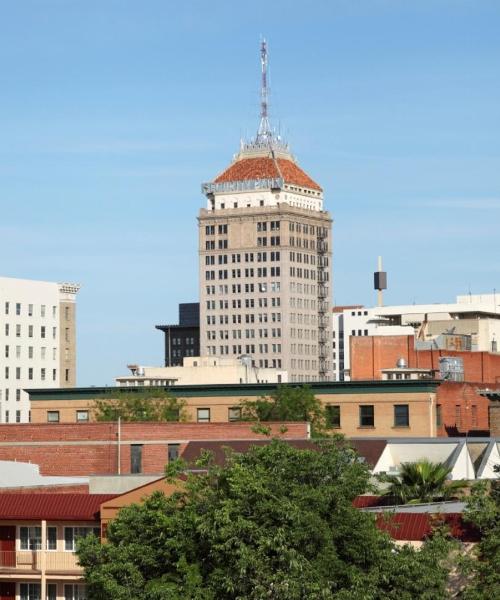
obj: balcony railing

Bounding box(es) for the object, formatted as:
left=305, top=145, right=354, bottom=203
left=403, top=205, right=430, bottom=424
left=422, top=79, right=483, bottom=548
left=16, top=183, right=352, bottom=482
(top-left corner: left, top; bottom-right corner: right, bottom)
left=0, top=550, right=82, bottom=573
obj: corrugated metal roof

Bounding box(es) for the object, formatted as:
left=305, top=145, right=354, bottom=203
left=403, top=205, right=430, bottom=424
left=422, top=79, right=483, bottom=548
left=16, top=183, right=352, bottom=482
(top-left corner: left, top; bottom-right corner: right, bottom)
left=375, top=513, right=479, bottom=542
left=0, top=494, right=116, bottom=521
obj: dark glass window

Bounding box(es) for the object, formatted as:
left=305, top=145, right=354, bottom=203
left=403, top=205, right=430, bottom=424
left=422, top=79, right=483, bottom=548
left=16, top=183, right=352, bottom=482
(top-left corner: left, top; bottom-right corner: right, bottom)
left=168, top=444, right=180, bottom=462
left=359, top=405, right=374, bottom=427
left=394, top=404, right=409, bottom=427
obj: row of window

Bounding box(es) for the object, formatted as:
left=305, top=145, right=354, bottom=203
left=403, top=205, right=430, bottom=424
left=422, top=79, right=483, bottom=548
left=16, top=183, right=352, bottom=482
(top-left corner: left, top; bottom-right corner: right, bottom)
left=205, top=251, right=281, bottom=265
left=206, top=345, right=282, bottom=357
left=205, top=224, right=228, bottom=235
left=0, top=388, right=23, bottom=401
left=19, top=583, right=86, bottom=600
left=205, top=239, right=228, bottom=250
left=324, top=404, right=410, bottom=428
left=47, top=410, right=89, bottom=423
left=205, top=282, right=281, bottom=295
left=170, top=337, right=195, bottom=346
left=4, top=302, right=61, bottom=319
left=205, top=267, right=282, bottom=280
left=257, top=220, right=280, bottom=232
left=4, top=345, right=58, bottom=360
left=206, top=328, right=284, bottom=341
left=207, top=297, right=281, bottom=310
left=19, top=525, right=99, bottom=551
left=257, top=236, right=280, bottom=247
left=4, top=409, right=22, bottom=422
left=4, top=366, right=57, bottom=381
left=3, top=324, right=62, bottom=339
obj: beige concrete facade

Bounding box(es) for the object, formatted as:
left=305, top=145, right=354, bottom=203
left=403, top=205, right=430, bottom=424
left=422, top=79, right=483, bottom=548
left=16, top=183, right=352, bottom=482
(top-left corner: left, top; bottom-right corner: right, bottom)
left=58, top=299, right=77, bottom=388
left=115, top=355, right=288, bottom=387
left=28, top=382, right=438, bottom=438
left=199, top=202, right=332, bottom=383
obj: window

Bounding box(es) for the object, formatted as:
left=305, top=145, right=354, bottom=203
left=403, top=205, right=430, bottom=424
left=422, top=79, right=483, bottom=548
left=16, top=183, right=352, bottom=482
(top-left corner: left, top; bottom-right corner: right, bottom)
left=455, top=405, right=462, bottom=428
left=359, top=405, right=374, bottom=427
left=16, top=302, right=21, bottom=315
left=20, top=526, right=42, bottom=550
left=197, top=408, right=210, bottom=423
left=41, top=326, right=46, bottom=338
left=28, top=325, right=33, bottom=338
left=47, top=411, right=60, bottom=423
left=28, top=303, right=33, bottom=316
left=325, top=405, right=340, bottom=428
left=167, top=443, right=180, bottom=462
left=394, top=404, right=409, bottom=427
left=16, top=324, right=21, bottom=337
left=76, top=410, right=89, bottom=423
left=131, top=444, right=143, bottom=474
left=64, top=584, right=88, bottom=599
left=436, top=404, right=442, bottom=427
left=64, top=527, right=100, bottom=551
left=5, top=410, right=9, bottom=423
left=20, top=583, right=57, bottom=600
left=4, top=301, right=9, bottom=315
left=16, top=367, right=21, bottom=380
left=41, top=305, right=46, bottom=318
left=16, top=410, right=21, bottom=423
left=47, top=526, right=57, bottom=550
left=228, top=407, right=241, bottom=422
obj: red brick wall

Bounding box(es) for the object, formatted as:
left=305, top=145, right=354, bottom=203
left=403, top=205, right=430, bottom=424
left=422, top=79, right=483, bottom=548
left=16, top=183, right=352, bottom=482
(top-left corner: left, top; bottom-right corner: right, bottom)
left=350, top=336, right=500, bottom=436
left=0, top=422, right=308, bottom=477
left=436, top=382, right=491, bottom=436
left=351, top=335, right=500, bottom=384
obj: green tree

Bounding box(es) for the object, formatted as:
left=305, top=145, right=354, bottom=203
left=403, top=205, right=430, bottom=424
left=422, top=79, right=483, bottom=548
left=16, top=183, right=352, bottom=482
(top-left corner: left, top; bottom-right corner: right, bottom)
left=94, top=388, right=187, bottom=422
left=78, top=439, right=453, bottom=599
left=240, top=384, right=328, bottom=435
left=459, top=467, right=500, bottom=599
left=378, top=460, right=468, bottom=505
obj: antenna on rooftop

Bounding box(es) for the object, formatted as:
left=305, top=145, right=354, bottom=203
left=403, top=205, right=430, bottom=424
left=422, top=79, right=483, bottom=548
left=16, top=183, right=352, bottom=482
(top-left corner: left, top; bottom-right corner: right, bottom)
left=257, top=39, right=272, bottom=142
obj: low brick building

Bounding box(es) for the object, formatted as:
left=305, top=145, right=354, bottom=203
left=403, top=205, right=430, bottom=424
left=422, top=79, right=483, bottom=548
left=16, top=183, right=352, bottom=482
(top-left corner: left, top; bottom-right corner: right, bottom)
left=350, top=335, right=500, bottom=435
left=0, top=422, right=308, bottom=477
left=28, top=381, right=442, bottom=438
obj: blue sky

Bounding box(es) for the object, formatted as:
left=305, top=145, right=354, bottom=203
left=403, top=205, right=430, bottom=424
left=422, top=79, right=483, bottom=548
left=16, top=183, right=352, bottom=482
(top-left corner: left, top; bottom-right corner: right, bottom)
left=1, top=1, right=499, bottom=385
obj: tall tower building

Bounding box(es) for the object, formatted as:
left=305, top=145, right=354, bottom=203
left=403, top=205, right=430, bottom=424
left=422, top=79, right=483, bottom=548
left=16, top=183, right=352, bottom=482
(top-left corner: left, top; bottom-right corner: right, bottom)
left=199, top=42, right=332, bottom=382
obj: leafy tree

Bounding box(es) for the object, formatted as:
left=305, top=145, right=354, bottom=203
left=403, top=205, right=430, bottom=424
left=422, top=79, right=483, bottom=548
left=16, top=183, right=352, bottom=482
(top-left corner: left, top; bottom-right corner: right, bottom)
left=94, top=388, right=187, bottom=422
left=378, top=460, right=468, bottom=505
left=459, top=466, right=500, bottom=599
left=240, top=385, right=328, bottom=435
left=78, top=439, right=453, bottom=599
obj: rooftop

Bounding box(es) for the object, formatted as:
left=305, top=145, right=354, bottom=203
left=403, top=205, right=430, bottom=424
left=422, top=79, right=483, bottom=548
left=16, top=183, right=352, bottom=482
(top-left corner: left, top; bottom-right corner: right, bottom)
left=0, top=493, right=116, bottom=521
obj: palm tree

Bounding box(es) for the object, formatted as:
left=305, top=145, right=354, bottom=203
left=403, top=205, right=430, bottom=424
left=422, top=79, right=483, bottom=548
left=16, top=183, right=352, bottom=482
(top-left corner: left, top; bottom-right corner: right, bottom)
left=379, top=459, right=468, bottom=504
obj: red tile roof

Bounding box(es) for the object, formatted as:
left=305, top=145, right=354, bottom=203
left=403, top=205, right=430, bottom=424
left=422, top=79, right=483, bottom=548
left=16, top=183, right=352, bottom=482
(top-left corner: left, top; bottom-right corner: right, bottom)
left=375, top=513, right=479, bottom=542
left=214, top=157, right=322, bottom=191
left=0, top=494, right=116, bottom=521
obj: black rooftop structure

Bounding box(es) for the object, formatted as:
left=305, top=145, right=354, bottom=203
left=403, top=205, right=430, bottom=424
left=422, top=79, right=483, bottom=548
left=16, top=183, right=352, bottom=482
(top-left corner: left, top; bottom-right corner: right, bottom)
left=156, top=303, right=200, bottom=367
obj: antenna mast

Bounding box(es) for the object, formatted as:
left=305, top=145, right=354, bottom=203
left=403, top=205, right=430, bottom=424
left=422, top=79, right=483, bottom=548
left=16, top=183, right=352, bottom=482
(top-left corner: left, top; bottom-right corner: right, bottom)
left=257, top=39, right=271, bottom=141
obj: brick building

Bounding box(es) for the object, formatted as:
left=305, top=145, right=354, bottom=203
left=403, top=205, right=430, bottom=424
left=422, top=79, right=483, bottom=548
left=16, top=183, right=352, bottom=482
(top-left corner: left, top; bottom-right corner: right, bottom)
left=0, top=493, right=114, bottom=600
left=28, top=380, right=442, bottom=438
left=0, top=422, right=308, bottom=477
left=350, top=334, right=500, bottom=435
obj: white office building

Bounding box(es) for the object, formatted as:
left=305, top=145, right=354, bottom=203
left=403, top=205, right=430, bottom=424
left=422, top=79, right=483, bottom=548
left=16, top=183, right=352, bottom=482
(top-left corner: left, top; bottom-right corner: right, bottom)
left=333, top=292, right=500, bottom=381
left=0, top=277, right=80, bottom=422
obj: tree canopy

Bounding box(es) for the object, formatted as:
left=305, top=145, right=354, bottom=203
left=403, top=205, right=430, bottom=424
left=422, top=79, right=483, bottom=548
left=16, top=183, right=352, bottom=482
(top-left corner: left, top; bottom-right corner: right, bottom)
left=460, top=467, right=500, bottom=599
left=78, top=439, right=453, bottom=599
left=240, top=385, right=328, bottom=435
left=378, top=460, right=468, bottom=505
left=94, top=389, right=187, bottom=422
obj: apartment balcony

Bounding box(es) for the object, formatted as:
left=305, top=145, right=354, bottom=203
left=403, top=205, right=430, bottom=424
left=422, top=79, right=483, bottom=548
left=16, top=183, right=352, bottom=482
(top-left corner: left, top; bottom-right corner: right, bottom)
left=319, top=359, right=328, bottom=375
left=318, top=332, right=329, bottom=343
left=317, top=271, right=328, bottom=283
left=317, top=240, right=328, bottom=253
left=0, top=550, right=83, bottom=574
